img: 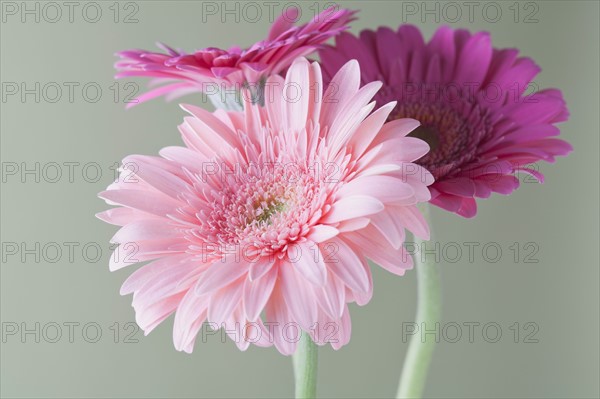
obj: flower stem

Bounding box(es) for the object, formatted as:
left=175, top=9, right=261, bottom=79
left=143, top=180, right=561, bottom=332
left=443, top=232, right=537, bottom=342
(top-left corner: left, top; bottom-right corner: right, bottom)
left=397, top=204, right=441, bottom=399
left=293, top=332, right=318, bottom=399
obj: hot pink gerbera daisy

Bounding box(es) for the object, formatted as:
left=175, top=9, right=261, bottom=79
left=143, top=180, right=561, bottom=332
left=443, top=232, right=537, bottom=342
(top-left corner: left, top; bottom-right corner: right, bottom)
left=319, top=25, right=572, bottom=217
left=116, top=7, right=354, bottom=107
left=97, top=57, right=433, bottom=355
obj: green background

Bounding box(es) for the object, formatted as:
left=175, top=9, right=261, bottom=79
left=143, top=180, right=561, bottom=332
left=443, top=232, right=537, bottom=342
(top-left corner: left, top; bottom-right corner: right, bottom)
left=1, top=1, right=598, bottom=397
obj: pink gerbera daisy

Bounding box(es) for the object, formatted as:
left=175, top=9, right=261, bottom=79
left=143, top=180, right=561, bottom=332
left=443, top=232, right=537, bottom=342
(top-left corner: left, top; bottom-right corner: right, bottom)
left=319, top=25, right=572, bottom=217
left=116, top=7, right=354, bottom=107
left=97, top=57, right=433, bottom=355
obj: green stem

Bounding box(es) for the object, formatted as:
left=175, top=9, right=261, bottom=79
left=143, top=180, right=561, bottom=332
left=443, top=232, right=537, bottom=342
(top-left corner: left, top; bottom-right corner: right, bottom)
left=397, top=204, right=441, bottom=399
left=293, top=332, right=318, bottom=399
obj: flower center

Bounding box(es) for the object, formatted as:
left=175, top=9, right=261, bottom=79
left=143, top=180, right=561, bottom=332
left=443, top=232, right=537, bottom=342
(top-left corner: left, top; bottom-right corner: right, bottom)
left=391, top=93, right=493, bottom=179
left=197, top=163, right=327, bottom=258
left=408, top=125, right=440, bottom=152
left=254, top=199, right=287, bottom=225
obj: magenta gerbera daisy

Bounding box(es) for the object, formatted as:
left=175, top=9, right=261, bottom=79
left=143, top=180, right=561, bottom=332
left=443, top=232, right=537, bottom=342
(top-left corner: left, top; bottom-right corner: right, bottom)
left=115, top=7, right=354, bottom=107
left=319, top=25, right=572, bottom=217
left=97, top=57, right=433, bottom=355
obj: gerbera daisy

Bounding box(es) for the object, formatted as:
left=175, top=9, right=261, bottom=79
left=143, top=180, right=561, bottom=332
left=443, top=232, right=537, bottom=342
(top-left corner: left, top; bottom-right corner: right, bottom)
left=115, top=7, right=355, bottom=108
left=97, top=57, right=433, bottom=355
left=319, top=25, right=572, bottom=217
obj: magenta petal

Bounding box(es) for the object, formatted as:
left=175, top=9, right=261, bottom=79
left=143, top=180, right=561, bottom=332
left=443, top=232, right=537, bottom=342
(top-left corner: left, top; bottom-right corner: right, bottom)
left=319, top=25, right=570, bottom=218
left=114, top=6, right=354, bottom=106
left=457, top=198, right=478, bottom=218
left=454, top=32, right=492, bottom=84
left=435, top=178, right=476, bottom=197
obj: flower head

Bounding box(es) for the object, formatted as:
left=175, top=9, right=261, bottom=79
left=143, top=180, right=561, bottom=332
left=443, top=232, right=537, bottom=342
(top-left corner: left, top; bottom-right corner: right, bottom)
left=116, top=7, right=355, bottom=107
left=98, top=57, right=433, bottom=354
left=319, top=25, right=572, bottom=217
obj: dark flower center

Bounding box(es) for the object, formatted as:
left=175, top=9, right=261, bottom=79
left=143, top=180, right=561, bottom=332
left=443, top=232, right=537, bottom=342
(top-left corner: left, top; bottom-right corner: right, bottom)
left=408, top=125, right=440, bottom=152
left=392, top=96, right=493, bottom=180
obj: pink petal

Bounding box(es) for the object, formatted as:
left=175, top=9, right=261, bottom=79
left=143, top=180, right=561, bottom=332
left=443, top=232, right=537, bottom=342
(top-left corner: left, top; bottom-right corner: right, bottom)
left=288, top=241, right=327, bottom=286
left=322, top=195, right=384, bottom=223
left=280, top=262, right=318, bottom=330
left=323, top=238, right=370, bottom=293
left=337, top=176, right=415, bottom=204
left=99, top=189, right=181, bottom=217
left=194, top=258, right=250, bottom=295
left=307, top=225, right=339, bottom=243
left=315, top=272, right=345, bottom=319
left=208, top=280, right=244, bottom=326
left=110, top=220, right=180, bottom=244
left=248, top=257, right=276, bottom=281
left=243, top=266, right=277, bottom=321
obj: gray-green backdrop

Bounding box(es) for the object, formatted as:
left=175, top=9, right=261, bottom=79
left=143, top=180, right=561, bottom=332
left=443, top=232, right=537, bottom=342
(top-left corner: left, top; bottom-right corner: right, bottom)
left=1, top=1, right=598, bottom=398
